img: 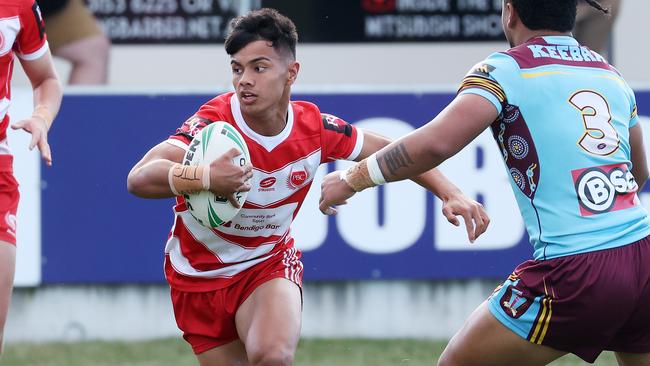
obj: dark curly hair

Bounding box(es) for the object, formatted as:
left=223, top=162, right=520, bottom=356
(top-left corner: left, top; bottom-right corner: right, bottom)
left=225, top=8, right=298, bottom=59
left=509, top=0, right=609, bottom=32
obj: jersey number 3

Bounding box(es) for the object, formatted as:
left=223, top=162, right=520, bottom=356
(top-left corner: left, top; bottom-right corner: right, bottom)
left=569, top=90, right=619, bottom=156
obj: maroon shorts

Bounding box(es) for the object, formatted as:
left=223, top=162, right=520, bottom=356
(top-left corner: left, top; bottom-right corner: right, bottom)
left=488, top=236, right=650, bottom=362
left=170, top=248, right=303, bottom=354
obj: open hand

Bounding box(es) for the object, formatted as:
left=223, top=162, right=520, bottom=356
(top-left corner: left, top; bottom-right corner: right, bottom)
left=11, top=116, right=52, bottom=166
left=319, top=170, right=356, bottom=215
left=440, top=193, right=490, bottom=243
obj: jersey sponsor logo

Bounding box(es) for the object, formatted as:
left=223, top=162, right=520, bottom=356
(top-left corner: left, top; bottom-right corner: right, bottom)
left=572, top=163, right=639, bottom=216
left=259, top=177, right=277, bottom=192
left=468, top=63, right=495, bottom=78
left=500, top=283, right=531, bottom=318
left=247, top=150, right=321, bottom=207
left=233, top=223, right=281, bottom=232
left=216, top=204, right=297, bottom=238
left=322, top=114, right=352, bottom=137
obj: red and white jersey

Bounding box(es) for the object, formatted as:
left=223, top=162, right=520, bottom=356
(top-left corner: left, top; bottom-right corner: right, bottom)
left=0, top=0, right=48, bottom=156
left=165, top=92, right=364, bottom=291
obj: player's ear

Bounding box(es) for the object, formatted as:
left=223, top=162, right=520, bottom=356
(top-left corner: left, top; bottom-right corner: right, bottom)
left=504, top=1, right=518, bottom=30
left=286, top=61, right=300, bottom=86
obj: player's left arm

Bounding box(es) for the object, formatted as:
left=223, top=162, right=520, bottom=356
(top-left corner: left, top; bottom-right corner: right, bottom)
left=355, top=129, right=489, bottom=242
left=320, top=94, right=497, bottom=235
left=12, top=51, right=62, bottom=166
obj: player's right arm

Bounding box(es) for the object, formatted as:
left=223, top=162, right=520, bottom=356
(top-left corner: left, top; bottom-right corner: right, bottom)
left=319, top=94, right=498, bottom=207
left=127, top=141, right=253, bottom=203
left=629, top=116, right=648, bottom=190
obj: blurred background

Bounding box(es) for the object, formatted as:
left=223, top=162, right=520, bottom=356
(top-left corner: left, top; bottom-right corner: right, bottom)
left=5, top=0, right=650, bottom=365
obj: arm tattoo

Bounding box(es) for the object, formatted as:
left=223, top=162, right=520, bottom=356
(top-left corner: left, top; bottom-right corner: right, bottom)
left=379, top=143, right=414, bottom=178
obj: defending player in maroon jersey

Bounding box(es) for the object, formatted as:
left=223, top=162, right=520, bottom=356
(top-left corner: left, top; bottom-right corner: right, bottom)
left=0, top=0, right=62, bottom=354
left=128, top=8, right=488, bottom=366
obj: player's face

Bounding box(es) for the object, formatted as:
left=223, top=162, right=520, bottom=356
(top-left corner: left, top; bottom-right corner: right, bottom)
left=230, top=40, right=298, bottom=116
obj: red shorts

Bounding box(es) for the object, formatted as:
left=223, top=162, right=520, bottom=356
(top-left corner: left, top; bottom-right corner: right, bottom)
left=0, top=165, right=19, bottom=245
left=170, top=247, right=303, bottom=354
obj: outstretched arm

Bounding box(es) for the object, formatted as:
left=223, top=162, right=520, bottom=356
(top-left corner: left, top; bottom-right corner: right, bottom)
left=374, top=94, right=497, bottom=181
left=319, top=94, right=498, bottom=240
left=320, top=102, right=493, bottom=241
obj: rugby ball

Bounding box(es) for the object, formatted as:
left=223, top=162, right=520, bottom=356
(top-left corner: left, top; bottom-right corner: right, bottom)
left=182, top=121, right=250, bottom=228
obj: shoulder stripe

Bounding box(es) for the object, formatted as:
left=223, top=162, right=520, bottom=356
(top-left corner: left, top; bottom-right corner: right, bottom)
left=458, top=76, right=507, bottom=105
left=632, top=105, right=638, bottom=120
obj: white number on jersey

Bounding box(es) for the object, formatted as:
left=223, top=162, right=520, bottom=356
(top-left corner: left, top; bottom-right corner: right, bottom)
left=569, top=90, right=620, bottom=156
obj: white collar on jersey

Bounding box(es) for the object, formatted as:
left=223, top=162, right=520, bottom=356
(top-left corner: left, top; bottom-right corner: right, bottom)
left=230, top=93, right=294, bottom=152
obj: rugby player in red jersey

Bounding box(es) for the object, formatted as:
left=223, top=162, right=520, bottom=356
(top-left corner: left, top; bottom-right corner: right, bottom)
left=0, top=0, right=62, bottom=354
left=128, top=8, right=488, bottom=366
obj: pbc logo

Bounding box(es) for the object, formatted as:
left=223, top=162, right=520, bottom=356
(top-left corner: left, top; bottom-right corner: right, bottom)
left=288, top=167, right=308, bottom=189
left=362, top=0, right=396, bottom=13
left=500, top=284, right=531, bottom=318
left=572, top=163, right=639, bottom=216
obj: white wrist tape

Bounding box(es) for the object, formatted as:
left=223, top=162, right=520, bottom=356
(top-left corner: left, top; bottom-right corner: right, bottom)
left=366, top=153, right=387, bottom=185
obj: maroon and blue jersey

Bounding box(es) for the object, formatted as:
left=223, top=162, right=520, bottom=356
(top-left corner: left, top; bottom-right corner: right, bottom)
left=458, top=36, right=649, bottom=260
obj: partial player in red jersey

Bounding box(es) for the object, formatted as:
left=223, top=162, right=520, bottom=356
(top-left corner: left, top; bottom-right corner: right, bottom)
left=0, top=0, right=62, bottom=354
left=127, top=8, right=488, bottom=366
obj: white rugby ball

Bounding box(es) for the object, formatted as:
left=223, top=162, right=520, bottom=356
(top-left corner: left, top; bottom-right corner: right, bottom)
left=182, top=121, right=250, bottom=228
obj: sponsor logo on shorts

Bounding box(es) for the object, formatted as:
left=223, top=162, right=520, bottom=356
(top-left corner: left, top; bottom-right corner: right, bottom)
left=500, top=284, right=531, bottom=318
left=572, top=163, right=638, bottom=216
left=4, top=212, right=15, bottom=238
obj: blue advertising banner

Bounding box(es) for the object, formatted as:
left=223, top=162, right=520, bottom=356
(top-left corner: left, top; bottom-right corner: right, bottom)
left=40, top=91, right=650, bottom=283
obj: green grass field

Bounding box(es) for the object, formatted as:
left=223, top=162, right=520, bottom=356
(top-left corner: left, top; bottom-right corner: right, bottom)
left=2, top=338, right=619, bottom=366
